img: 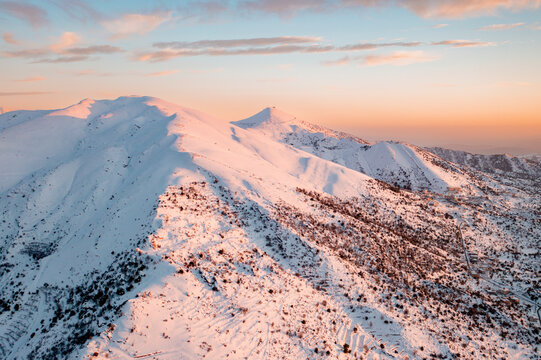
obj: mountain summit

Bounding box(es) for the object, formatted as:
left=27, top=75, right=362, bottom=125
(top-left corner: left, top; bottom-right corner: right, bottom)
left=0, top=97, right=539, bottom=359
left=233, top=106, right=297, bottom=128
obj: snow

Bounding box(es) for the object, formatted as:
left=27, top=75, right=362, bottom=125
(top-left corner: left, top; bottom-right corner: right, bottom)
left=0, top=96, right=539, bottom=360
left=234, top=107, right=471, bottom=192
left=47, top=98, right=95, bottom=119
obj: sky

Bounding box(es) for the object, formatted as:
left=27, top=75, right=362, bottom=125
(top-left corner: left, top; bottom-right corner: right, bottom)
left=0, top=0, right=540, bottom=155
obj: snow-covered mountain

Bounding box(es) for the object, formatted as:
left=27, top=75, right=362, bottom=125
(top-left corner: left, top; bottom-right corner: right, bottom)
left=428, top=147, right=541, bottom=179
left=0, top=97, right=539, bottom=360
left=234, top=108, right=475, bottom=193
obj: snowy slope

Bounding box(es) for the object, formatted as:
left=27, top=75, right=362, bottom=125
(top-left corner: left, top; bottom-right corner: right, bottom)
left=234, top=108, right=471, bottom=192
left=0, top=97, right=539, bottom=360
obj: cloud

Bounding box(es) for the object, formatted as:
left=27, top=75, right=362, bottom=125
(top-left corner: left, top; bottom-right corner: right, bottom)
left=277, top=63, right=293, bottom=70
left=62, top=45, right=124, bottom=55
left=14, top=76, right=45, bottom=82
left=337, top=41, right=421, bottom=51
left=154, top=36, right=322, bottom=49
left=240, top=0, right=329, bottom=17
left=145, top=70, right=179, bottom=77
left=189, top=67, right=224, bottom=74
left=136, top=44, right=335, bottom=62
left=432, top=23, right=449, bottom=28
left=2, top=32, right=123, bottom=63
left=403, top=0, right=541, bottom=18
left=528, top=23, right=541, bottom=30
left=137, top=34, right=495, bottom=63
left=235, top=0, right=541, bottom=19
left=479, top=22, right=525, bottom=30
left=363, top=50, right=437, bottom=66
left=48, top=0, right=103, bottom=23
left=0, top=91, right=54, bottom=96
left=50, top=32, right=81, bottom=52
left=343, top=0, right=541, bottom=18
left=32, top=56, right=90, bottom=63
left=432, top=39, right=496, bottom=47
left=139, top=36, right=426, bottom=62
left=192, top=1, right=229, bottom=15
left=0, top=1, right=48, bottom=28
left=3, top=32, right=19, bottom=45
left=72, top=69, right=114, bottom=77
left=103, top=11, right=172, bottom=39
left=322, top=56, right=351, bottom=66
left=3, top=48, right=50, bottom=58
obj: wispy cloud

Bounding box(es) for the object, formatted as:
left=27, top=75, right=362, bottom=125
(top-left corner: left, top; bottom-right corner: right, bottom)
left=2, top=32, right=19, bottom=45
left=145, top=70, right=179, bottom=77
left=231, top=0, right=541, bottom=19
left=342, top=0, right=541, bottom=18
left=277, top=63, right=293, bottom=70
left=32, top=55, right=90, bottom=63
left=363, top=51, right=437, bottom=66
left=154, top=36, right=322, bottom=49
left=0, top=91, right=54, bottom=96
left=337, top=41, right=421, bottom=51
left=3, top=48, right=49, bottom=58
left=479, top=22, right=525, bottom=30
left=432, top=23, right=449, bottom=28
left=2, top=31, right=123, bottom=63
left=138, top=36, right=425, bottom=62
left=322, top=56, right=351, bottom=66
left=139, top=36, right=326, bottom=61
left=0, top=1, right=48, bottom=28
left=240, top=0, right=328, bottom=17
left=71, top=69, right=114, bottom=77
left=14, top=76, right=45, bottom=82
left=432, top=39, right=496, bottom=47
left=103, top=11, right=173, bottom=39
left=62, top=45, right=124, bottom=55
left=189, top=67, right=224, bottom=74
left=48, top=0, right=103, bottom=23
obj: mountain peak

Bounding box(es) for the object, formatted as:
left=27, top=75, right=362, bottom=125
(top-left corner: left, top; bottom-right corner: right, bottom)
left=232, top=106, right=297, bottom=129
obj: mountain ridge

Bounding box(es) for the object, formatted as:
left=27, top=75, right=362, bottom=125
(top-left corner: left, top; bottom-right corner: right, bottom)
left=0, top=96, right=539, bottom=360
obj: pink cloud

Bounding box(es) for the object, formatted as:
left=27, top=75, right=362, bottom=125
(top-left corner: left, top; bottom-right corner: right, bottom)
left=401, top=0, right=541, bottom=18
left=432, top=39, right=496, bottom=47
left=103, top=12, right=173, bottom=39
left=344, top=0, right=541, bottom=18
left=322, top=56, right=351, bottom=66
left=50, top=32, right=81, bottom=52
left=2, top=32, right=19, bottom=45
left=154, top=36, right=322, bottom=49
left=0, top=91, right=53, bottom=96
left=240, top=0, right=328, bottom=17
left=145, top=70, right=180, bottom=77
left=241, top=0, right=541, bottom=19
left=363, top=51, right=437, bottom=66
left=479, top=22, right=525, bottom=30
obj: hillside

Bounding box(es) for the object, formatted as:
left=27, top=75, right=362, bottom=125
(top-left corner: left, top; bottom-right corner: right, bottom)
left=0, top=97, right=539, bottom=360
